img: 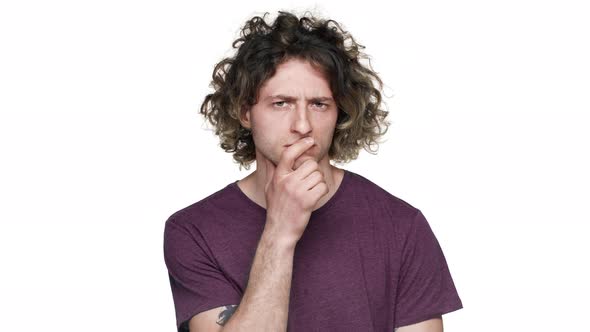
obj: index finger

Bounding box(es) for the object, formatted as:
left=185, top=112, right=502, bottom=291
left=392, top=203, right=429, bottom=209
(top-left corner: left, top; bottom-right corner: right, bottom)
left=277, top=137, right=315, bottom=174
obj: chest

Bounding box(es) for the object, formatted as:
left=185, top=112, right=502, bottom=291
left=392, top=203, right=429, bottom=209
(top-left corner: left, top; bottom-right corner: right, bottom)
left=217, top=212, right=401, bottom=331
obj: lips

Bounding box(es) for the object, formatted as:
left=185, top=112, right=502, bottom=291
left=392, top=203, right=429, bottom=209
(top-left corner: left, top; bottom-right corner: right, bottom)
left=284, top=139, right=314, bottom=147
left=284, top=144, right=316, bottom=150
left=284, top=144, right=314, bottom=147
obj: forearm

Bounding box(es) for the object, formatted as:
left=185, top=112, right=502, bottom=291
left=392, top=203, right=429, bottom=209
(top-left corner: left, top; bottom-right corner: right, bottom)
left=222, top=226, right=295, bottom=332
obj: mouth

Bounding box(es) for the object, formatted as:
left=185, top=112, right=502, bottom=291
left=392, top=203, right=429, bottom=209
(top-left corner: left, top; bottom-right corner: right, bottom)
left=284, top=144, right=315, bottom=148
left=284, top=141, right=316, bottom=148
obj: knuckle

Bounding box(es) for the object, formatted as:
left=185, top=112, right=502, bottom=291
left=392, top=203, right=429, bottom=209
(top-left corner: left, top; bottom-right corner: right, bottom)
left=295, top=191, right=308, bottom=208
left=301, top=194, right=313, bottom=209
left=309, top=172, right=320, bottom=182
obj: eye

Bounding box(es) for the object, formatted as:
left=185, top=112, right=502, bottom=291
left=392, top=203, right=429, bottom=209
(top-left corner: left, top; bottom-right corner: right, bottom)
left=313, top=102, right=328, bottom=109
left=273, top=101, right=287, bottom=108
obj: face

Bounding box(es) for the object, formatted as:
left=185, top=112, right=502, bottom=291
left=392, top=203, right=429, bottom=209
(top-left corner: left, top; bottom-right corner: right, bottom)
left=241, top=58, right=338, bottom=168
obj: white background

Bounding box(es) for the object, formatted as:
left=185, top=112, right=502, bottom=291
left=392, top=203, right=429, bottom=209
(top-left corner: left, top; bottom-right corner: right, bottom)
left=1, top=0, right=588, bottom=331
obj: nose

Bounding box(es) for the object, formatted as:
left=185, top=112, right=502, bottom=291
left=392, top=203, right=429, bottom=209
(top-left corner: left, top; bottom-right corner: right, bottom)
left=290, top=104, right=312, bottom=136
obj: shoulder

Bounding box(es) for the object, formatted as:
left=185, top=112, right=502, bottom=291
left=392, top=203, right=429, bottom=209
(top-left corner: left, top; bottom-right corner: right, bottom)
left=344, top=169, right=420, bottom=221
left=164, top=183, right=236, bottom=230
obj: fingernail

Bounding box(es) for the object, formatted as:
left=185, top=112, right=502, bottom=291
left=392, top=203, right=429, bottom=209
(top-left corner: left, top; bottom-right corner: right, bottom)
left=305, top=137, right=314, bottom=144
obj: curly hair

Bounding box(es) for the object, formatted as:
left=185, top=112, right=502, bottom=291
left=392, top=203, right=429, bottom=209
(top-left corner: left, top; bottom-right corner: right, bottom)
left=199, top=10, right=391, bottom=171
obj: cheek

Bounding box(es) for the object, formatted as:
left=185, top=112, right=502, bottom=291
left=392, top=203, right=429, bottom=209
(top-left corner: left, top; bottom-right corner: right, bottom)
left=319, top=109, right=338, bottom=128
left=318, top=117, right=337, bottom=135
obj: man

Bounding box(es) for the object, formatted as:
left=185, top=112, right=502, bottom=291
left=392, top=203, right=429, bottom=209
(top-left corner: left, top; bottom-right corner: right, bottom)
left=164, top=10, right=463, bottom=332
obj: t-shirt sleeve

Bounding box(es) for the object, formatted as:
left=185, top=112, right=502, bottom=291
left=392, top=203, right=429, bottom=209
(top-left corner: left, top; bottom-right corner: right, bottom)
left=163, top=216, right=242, bottom=332
left=394, top=209, right=463, bottom=328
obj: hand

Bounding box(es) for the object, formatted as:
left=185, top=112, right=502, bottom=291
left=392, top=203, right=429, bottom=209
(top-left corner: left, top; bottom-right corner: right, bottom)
left=262, top=137, right=330, bottom=246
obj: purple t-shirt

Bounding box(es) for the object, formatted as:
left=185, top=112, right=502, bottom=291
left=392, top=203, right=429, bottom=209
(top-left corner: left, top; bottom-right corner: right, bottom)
left=163, top=169, right=463, bottom=331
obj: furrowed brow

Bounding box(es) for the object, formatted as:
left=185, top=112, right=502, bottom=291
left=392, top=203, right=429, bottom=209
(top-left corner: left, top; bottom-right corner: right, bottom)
left=266, top=94, right=333, bottom=102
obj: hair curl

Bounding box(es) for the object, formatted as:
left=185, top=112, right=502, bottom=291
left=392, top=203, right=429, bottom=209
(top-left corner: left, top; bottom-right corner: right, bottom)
left=200, top=10, right=391, bottom=170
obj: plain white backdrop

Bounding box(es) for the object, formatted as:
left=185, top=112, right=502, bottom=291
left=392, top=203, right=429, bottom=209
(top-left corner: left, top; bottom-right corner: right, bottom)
left=1, top=0, right=588, bottom=331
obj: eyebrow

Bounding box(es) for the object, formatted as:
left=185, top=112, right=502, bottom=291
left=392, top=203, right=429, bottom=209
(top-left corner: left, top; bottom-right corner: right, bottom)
left=265, top=94, right=334, bottom=102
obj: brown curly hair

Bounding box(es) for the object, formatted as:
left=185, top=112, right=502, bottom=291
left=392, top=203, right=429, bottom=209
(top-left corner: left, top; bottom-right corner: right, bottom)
left=199, top=10, right=391, bottom=171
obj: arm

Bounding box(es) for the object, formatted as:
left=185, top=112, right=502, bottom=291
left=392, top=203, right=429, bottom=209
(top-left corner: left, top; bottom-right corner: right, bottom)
left=395, top=316, right=443, bottom=332
left=187, top=305, right=238, bottom=331
left=188, top=230, right=295, bottom=332
left=218, top=229, right=295, bottom=332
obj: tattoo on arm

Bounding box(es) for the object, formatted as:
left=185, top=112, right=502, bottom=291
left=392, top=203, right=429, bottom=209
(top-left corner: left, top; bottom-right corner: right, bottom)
left=216, top=305, right=238, bottom=326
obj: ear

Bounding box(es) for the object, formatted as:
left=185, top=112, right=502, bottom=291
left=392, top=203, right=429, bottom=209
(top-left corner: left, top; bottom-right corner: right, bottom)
left=239, top=105, right=252, bottom=129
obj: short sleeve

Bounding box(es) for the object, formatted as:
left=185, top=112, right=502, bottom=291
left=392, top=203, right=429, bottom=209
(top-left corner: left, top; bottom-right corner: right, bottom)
left=163, top=216, right=242, bottom=332
left=394, top=210, right=463, bottom=328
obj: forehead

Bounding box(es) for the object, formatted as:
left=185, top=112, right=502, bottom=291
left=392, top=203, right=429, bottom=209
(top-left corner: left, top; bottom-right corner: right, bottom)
left=258, top=58, right=333, bottom=98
